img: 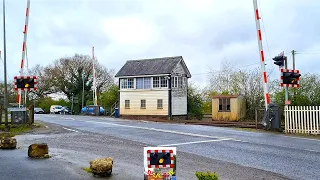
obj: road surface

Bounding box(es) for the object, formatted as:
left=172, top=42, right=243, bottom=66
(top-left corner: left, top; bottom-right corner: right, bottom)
left=10, top=114, right=320, bottom=179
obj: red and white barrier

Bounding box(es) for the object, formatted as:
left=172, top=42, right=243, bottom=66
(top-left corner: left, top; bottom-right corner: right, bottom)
left=253, top=0, right=270, bottom=109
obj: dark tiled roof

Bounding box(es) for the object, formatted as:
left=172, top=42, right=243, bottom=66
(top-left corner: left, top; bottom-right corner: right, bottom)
left=115, top=56, right=189, bottom=77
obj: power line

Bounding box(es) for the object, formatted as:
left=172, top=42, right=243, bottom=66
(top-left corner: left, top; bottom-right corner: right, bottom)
left=192, top=52, right=291, bottom=76
left=296, top=51, right=320, bottom=54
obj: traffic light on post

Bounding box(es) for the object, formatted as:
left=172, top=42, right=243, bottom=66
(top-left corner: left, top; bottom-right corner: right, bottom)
left=150, top=152, right=171, bottom=166
left=273, top=55, right=285, bottom=67
left=16, top=78, right=25, bottom=88
left=15, top=77, right=35, bottom=89
left=25, top=78, right=35, bottom=88
left=282, top=71, right=301, bottom=85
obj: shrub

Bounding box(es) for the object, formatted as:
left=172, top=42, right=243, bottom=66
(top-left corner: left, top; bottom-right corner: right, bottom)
left=195, top=171, right=219, bottom=180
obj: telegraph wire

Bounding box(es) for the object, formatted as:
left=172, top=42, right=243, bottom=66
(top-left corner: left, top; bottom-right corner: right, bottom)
left=192, top=51, right=291, bottom=76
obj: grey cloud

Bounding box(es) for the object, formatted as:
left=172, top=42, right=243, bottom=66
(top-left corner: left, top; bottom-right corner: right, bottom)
left=1, top=0, right=320, bottom=88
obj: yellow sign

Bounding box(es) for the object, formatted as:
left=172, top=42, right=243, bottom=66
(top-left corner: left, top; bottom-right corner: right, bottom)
left=153, top=172, right=161, bottom=178
left=168, top=169, right=174, bottom=176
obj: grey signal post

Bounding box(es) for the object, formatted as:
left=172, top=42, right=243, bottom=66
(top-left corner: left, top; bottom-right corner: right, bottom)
left=3, top=0, right=8, bottom=126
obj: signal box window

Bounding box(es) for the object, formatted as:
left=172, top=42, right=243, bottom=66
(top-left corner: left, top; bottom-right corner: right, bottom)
left=125, top=100, right=130, bottom=109
left=219, top=98, right=230, bottom=112
left=157, top=99, right=163, bottom=109
left=141, top=100, right=146, bottom=109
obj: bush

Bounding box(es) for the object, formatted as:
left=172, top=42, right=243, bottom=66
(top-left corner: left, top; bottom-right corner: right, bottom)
left=195, top=171, right=219, bottom=180
left=188, top=84, right=204, bottom=120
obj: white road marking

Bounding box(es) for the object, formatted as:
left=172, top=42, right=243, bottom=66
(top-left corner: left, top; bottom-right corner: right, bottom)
left=158, top=138, right=233, bottom=147
left=61, top=117, right=75, bottom=120
left=139, top=120, right=150, bottom=123
left=231, top=139, right=320, bottom=153
left=62, top=127, right=79, bottom=133
left=81, top=120, right=234, bottom=140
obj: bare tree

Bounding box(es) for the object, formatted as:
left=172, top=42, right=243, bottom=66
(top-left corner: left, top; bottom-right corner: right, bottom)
left=27, top=64, right=56, bottom=98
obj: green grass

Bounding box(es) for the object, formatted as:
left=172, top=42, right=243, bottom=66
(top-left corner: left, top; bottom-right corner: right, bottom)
left=82, top=167, right=92, bottom=173
left=0, top=123, right=43, bottom=137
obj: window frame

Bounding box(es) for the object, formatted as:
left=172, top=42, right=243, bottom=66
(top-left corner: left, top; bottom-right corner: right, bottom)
left=172, top=76, right=178, bottom=88
left=144, top=77, right=151, bottom=89
left=136, top=77, right=144, bottom=89
left=153, top=77, right=160, bottom=88
left=120, top=78, right=128, bottom=89
left=127, top=78, right=134, bottom=89
left=160, top=77, right=168, bottom=88
left=125, top=100, right=130, bottom=109
left=178, top=77, right=183, bottom=88
left=218, top=98, right=231, bottom=112
left=140, top=99, right=146, bottom=109
left=157, top=99, right=163, bottom=109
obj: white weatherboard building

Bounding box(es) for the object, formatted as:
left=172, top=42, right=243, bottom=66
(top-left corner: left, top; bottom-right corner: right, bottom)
left=115, top=56, right=191, bottom=120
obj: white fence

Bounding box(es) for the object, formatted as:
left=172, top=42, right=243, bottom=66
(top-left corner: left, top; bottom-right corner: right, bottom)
left=284, top=106, right=320, bottom=134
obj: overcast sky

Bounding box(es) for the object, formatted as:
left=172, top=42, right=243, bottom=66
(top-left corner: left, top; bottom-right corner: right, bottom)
left=0, top=0, right=319, bottom=89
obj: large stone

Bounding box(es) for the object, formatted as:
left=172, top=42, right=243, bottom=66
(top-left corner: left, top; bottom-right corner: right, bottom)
left=0, top=137, right=17, bottom=149
left=90, top=157, right=113, bottom=177
left=28, top=143, right=49, bottom=158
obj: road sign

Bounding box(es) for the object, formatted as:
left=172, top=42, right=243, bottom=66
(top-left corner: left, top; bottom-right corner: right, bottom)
left=285, top=100, right=291, bottom=105
left=144, top=147, right=176, bottom=180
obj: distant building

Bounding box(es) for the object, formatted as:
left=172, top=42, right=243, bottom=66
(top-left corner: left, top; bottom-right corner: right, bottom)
left=115, top=56, right=191, bottom=120
left=212, top=95, right=246, bottom=121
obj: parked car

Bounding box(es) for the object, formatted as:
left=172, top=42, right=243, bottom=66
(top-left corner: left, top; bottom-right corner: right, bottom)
left=81, top=106, right=105, bottom=115
left=61, top=106, right=71, bottom=114
left=50, top=105, right=63, bottom=114
left=34, top=107, right=44, bottom=114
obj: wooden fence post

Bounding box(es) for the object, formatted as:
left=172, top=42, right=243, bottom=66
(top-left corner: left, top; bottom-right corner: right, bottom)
left=0, top=104, right=2, bottom=124
left=255, top=108, right=258, bottom=129
left=28, top=105, right=34, bottom=125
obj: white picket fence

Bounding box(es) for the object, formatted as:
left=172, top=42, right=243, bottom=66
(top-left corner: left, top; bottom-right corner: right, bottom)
left=284, top=106, right=320, bottom=134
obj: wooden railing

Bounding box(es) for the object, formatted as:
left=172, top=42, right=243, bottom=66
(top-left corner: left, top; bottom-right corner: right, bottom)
left=110, top=101, right=119, bottom=117
left=284, top=106, right=320, bottom=134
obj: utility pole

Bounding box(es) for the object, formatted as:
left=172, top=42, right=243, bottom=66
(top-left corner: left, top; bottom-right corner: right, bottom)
left=292, top=50, right=296, bottom=104
left=292, top=50, right=296, bottom=70
left=71, top=94, right=74, bottom=115
left=82, top=74, right=85, bottom=108
left=284, top=56, right=289, bottom=105
left=3, top=0, right=9, bottom=127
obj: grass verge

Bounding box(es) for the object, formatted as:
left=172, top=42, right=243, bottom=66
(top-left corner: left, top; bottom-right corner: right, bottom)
left=0, top=122, right=44, bottom=137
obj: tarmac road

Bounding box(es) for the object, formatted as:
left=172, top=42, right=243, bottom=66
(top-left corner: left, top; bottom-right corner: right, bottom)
left=2, top=114, right=319, bottom=179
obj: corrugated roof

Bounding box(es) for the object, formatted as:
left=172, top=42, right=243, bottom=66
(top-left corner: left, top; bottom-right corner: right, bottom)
left=115, top=56, right=189, bottom=77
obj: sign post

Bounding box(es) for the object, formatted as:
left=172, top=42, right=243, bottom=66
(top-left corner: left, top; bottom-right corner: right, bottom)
left=144, top=147, right=176, bottom=180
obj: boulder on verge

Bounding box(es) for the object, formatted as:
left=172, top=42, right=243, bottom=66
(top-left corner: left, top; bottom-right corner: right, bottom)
left=90, top=157, right=113, bottom=177
left=28, top=143, right=49, bottom=158
left=0, top=137, right=17, bottom=149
